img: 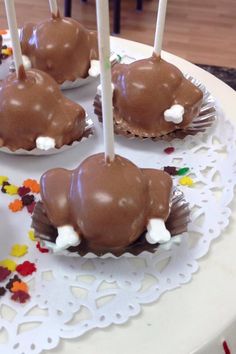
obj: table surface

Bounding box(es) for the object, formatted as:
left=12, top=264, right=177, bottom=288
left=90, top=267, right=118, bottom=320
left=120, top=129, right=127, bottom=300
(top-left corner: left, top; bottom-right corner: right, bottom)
left=2, top=36, right=236, bottom=354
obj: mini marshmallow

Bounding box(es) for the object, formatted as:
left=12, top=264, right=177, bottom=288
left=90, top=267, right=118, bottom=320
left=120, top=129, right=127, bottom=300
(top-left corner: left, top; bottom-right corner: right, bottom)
left=146, top=218, right=171, bottom=244
left=36, top=137, right=55, bottom=151
left=88, top=60, right=100, bottom=77
left=56, top=225, right=81, bottom=250
left=164, top=104, right=184, bottom=124
left=22, top=55, right=32, bottom=70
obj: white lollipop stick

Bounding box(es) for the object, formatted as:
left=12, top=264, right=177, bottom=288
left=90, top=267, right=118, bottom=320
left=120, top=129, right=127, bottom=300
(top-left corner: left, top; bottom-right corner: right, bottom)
left=153, top=0, right=168, bottom=57
left=4, top=0, right=23, bottom=79
left=96, top=0, right=115, bottom=162
left=49, top=0, right=59, bottom=17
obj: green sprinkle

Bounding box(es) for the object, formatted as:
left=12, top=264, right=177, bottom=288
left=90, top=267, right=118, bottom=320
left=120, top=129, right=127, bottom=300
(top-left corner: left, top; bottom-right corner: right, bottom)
left=177, top=167, right=190, bottom=176
left=117, top=54, right=122, bottom=63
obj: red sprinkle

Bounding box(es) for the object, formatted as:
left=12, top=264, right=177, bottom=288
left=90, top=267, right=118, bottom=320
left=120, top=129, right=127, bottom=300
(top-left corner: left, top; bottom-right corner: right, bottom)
left=36, top=242, right=49, bottom=253
left=11, top=290, right=30, bottom=303
left=27, top=201, right=36, bottom=214
left=0, top=266, right=11, bottom=282
left=223, top=341, right=231, bottom=354
left=16, top=261, right=37, bottom=276
left=164, top=147, right=175, bottom=154
left=18, top=186, right=31, bottom=197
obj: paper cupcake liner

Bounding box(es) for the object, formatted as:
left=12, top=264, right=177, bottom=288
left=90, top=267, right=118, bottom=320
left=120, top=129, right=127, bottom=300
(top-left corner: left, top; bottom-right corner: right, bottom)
left=94, top=75, right=217, bottom=141
left=32, top=188, right=190, bottom=258
left=0, top=117, right=94, bottom=156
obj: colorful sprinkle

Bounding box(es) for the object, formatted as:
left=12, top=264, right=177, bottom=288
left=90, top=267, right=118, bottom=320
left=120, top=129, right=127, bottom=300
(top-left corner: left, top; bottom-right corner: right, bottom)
left=0, top=30, right=8, bottom=35
left=179, top=176, right=194, bottom=187
left=9, top=199, right=23, bottom=212
left=164, top=147, right=175, bottom=154
left=1, top=181, right=10, bottom=193
left=22, top=194, right=35, bottom=206
left=6, top=275, right=21, bottom=292
left=16, top=261, right=36, bottom=276
left=5, top=184, right=19, bottom=195
left=11, top=290, right=30, bottom=303
left=10, top=244, right=28, bottom=258
left=0, top=176, right=9, bottom=186
left=177, top=167, right=190, bottom=176
left=18, top=186, right=30, bottom=197
left=164, top=166, right=178, bottom=176
left=36, top=242, right=49, bottom=253
left=28, top=230, right=36, bottom=242
left=0, top=266, right=11, bottom=282
left=0, top=259, right=17, bottom=272
left=223, top=341, right=231, bottom=354
left=11, top=280, right=28, bottom=293
left=23, top=179, right=40, bottom=194
left=27, top=201, right=36, bottom=214
left=0, top=287, right=6, bottom=296
left=1, top=48, right=12, bottom=56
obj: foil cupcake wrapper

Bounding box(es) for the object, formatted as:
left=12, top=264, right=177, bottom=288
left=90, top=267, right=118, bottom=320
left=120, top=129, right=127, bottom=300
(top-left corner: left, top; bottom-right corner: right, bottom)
left=0, top=117, right=94, bottom=156
left=94, top=75, right=217, bottom=141
left=32, top=188, right=190, bottom=258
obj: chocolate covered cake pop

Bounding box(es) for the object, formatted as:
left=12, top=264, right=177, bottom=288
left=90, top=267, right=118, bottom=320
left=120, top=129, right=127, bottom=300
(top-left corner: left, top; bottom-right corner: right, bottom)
left=94, top=54, right=204, bottom=138
left=0, top=66, right=86, bottom=151
left=33, top=153, right=175, bottom=254
left=20, top=13, right=99, bottom=84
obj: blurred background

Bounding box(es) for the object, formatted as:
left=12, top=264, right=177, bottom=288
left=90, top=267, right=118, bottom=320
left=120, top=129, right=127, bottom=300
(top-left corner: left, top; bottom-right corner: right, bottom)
left=0, top=0, right=235, bottom=86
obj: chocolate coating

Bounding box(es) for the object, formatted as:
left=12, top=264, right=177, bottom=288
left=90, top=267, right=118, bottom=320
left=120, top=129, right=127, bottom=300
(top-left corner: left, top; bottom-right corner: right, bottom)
left=40, top=153, right=173, bottom=252
left=110, top=54, right=203, bottom=137
left=20, top=15, right=99, bottom=84
left=0, top=67, right=86, bottom=151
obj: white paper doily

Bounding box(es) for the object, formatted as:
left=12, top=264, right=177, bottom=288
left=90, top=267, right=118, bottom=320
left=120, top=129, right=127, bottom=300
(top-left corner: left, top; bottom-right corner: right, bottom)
left=0, top=103, right=235, bottom=354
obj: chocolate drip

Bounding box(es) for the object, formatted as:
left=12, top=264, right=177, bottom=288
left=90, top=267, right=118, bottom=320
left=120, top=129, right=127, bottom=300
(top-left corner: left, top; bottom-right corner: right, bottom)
left=18, top=64, right=27, bottom=81
left=20, top=17, right=99, bottom=84
left=39, top=153, right=173, bottom=253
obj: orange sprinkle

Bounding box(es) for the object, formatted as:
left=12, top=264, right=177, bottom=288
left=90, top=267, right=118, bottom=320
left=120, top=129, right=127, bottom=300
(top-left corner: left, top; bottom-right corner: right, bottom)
left=23, top=179, right=40, bottom=194
left=11, top=281, right=28, bottom=293
left=0, top=30, right=7, bottom=35
left=9, top=199, right=23, bottom=212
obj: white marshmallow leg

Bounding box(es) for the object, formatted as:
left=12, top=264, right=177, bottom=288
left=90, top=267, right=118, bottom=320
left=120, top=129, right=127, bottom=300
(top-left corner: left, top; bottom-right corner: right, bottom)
left=56, top=225, right=81, bottom=251
left=146, top=218, right=171, bottom=245
left=88, top=60, right=100, bottom=77
left=164, top=104, right=184, bottom=124
left=36, top=137, right=55, bottom=151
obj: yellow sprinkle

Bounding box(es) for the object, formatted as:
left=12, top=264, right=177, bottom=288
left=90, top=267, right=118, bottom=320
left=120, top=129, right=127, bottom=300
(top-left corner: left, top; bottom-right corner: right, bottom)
left=179, top=176, right=194, bottom=187
left=10, top=244, right=28, bottom=257
left=5, top=184, right=18, bottom=195
left=28, top=230, right=36, bottom=242
left=0, top=259, right=17, bottom=271
left=2, top=48, right=12, bottom=56
left=0, top=176, right=8, bottom=186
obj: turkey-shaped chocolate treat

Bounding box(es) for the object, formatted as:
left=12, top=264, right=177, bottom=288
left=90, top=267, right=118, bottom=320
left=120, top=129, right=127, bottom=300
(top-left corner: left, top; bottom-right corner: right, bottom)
left=0, top=66, right=86, bottom=151
left=36, top=153, right=174, bottom=254
left=94, top=0, right=204, bottom=139
left=20, top=11, right=99, bottom=84
left=95, top=53, right=203, bottom=139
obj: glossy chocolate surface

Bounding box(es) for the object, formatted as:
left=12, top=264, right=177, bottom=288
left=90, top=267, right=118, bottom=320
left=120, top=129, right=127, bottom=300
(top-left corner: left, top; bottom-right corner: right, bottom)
left=111, top=54, right=203, bottom=137
left=40, top=153, right=172, bottom=252
left=20, top=14, right=98, bottom=84
left=0, top=67, right=86, bottom=151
